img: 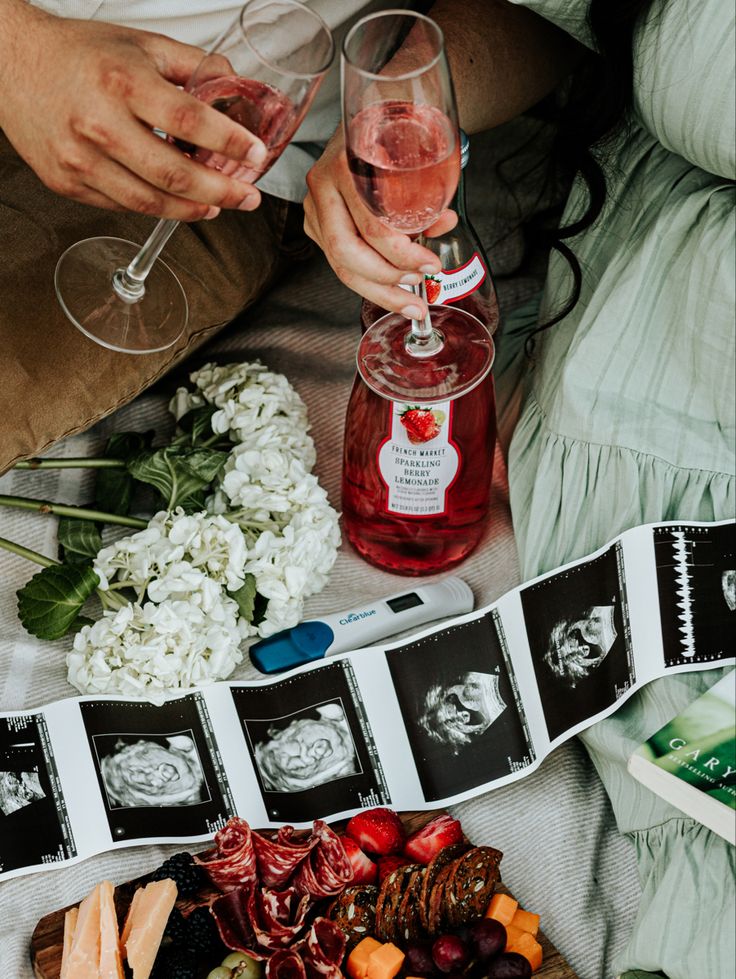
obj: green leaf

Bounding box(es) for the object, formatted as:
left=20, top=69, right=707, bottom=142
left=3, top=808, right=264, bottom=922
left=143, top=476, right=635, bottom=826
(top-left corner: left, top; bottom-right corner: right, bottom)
left=229, top=574, right=257, bottom=623
left=96, top=431, right=153, bottom=516
left=175, top=405, right=218, bottom=445
left=57, top=517, right=102, bottom=564
left=17, top=563, right=100, bottom=640
left=127, top=446, right=228, bottom=510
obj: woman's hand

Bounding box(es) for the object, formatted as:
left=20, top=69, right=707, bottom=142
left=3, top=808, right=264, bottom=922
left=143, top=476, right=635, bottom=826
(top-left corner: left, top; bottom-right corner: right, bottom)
left=303, top=130, right=456, bottom=319
left=0, top=2, right=268, bottom=220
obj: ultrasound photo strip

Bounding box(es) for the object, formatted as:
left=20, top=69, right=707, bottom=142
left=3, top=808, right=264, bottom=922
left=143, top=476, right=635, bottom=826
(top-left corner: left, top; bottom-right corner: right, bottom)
left=0, top=518, right=731, bottom=883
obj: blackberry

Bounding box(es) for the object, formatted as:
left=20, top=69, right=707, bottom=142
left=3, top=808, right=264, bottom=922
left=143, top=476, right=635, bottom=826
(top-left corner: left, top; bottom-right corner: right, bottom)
left=152, top=946, right=197, bottom=979
left=184, top=905, right=220, bottom=954
left=152, top=851, right=204, bottom=897
left=164, top=907, right=189, bottom=944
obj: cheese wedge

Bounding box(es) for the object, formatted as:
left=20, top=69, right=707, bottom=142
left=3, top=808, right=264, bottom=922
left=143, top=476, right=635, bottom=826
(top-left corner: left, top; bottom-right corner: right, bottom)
left=98, top=880, right=125, bottom=979
left=60, top=907, right=78, bottom=978
left=61, top=883, right=102, bottom=979
left=120, top=886, right=144, bottom=950
left=122, top=878, right=178, bottom=979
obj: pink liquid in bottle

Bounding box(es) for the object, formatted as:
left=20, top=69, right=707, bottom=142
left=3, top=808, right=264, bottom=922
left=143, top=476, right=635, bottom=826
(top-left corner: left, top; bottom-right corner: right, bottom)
left=342, top=329, right=496, bottom=576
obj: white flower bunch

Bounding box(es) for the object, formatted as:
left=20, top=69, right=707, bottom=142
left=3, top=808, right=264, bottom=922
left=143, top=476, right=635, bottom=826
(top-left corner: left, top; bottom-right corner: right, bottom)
left=68, top=591, right=246, bottom=704
left=65, top=362, right=340, bottom=701
left=172, top=362, right=340, bottom=637
left=94, top=509, right=248, bottom=597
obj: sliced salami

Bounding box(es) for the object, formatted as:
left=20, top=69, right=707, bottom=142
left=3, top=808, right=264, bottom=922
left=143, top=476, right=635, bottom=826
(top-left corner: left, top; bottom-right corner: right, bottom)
left=293, top=821, right=352, bottom=898
left=211, top=885, right=265, bottom=961
left=249, top=885, right=312, bottom=950
left=301, top=917, right=347, bottom=978
left=254, top=826, right=318, bottom=889
left=266, top=949, right=308, bottom=979
left=195, top=817, right=258, bottom=889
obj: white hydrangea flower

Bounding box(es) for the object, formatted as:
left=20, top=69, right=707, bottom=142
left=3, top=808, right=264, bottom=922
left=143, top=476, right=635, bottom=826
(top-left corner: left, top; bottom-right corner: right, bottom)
left=185, top=361, right=310, bottom=446
left=67, top=592, right=247, bottom=704
left=169, top=386, right=206, bottom=422
left=243, top=501, right=341, bottom=637
left=94, top=508, right=248, bottom=597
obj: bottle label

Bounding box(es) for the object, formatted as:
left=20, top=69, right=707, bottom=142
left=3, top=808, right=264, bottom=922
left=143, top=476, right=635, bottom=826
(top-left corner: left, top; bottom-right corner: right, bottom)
left=425, top=253, right=486, bottom=305
left=377, top=400, right=460, bottom=516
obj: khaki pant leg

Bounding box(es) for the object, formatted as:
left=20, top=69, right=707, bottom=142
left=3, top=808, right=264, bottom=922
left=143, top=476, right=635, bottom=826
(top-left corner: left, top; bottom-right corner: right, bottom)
left=0, top=131, right=294, bottom=472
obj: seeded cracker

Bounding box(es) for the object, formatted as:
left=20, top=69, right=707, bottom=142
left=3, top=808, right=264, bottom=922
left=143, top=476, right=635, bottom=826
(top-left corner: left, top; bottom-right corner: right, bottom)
left=445, top=846, right=502, bottom=929
left=396, top=866, right=426, bottom=942
left=327, top=885, right=378, bottom=949
left=375, top=864, right=421, bottom=943
left=418, top=842, right=471, bottom=932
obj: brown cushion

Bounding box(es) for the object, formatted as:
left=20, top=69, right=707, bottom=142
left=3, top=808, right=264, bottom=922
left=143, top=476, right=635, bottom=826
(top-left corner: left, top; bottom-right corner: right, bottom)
left=0, top=131, right=292, bottom=473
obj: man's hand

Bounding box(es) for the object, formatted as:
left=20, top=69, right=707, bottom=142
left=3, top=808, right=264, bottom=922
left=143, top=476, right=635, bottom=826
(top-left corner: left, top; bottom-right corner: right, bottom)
left=303, top=131, right=455, bottom=320
left=0, top=3, right=268, bottom=220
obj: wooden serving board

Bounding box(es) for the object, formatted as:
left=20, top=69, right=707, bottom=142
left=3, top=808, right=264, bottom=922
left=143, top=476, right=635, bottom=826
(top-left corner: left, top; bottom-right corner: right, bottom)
left=31, top=812, right=578, bottom=979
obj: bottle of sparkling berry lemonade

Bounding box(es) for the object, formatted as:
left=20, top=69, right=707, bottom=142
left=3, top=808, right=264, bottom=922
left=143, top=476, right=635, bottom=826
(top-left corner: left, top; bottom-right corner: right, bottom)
left=342, top=307, right=496, bottom=575
left=341, top=10, right=497, bottom=574
left=360, top=131, right=500, bottom=335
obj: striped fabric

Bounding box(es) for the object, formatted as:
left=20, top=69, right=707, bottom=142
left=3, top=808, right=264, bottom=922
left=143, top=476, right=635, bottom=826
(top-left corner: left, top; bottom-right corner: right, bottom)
left=504, top=1, right=736, bottom=977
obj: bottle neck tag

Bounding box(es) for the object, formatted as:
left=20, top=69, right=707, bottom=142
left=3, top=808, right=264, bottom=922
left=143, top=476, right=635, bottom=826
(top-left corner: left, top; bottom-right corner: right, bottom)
left=426, top=253, right=486, bottom=305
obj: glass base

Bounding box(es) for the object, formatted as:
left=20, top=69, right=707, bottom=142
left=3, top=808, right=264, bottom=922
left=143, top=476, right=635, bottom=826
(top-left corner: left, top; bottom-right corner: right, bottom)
left=357, top=305, right=494, bottom=402
left=55, top=237, right=187, bottom=354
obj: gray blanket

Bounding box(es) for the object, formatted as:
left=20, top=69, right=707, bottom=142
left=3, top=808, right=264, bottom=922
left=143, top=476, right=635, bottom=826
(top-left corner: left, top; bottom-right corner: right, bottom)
left=0, top=126, right=640, bottom=978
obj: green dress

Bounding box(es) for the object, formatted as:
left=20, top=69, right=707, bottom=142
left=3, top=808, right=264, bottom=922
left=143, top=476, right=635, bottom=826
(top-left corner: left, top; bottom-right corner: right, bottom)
left=504, top=0, right=735, bottom=975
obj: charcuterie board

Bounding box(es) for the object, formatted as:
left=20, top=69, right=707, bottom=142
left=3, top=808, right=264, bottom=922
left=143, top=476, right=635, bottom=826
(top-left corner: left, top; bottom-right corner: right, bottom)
left=31, top=812, right=578, bottom=978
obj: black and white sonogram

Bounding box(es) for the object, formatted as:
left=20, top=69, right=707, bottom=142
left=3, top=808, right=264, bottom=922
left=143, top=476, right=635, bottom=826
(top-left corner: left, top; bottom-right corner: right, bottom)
left=654, top=522, right=736, bottom=667
left=386, top=613, right=533, bottom=802
left=0, top=713, right=75, bottom=875
left=80, top=695, right=234, bottom=842
left=520, top=542, right=635, bottom=742
left=232, top=660, right=389, bottom=822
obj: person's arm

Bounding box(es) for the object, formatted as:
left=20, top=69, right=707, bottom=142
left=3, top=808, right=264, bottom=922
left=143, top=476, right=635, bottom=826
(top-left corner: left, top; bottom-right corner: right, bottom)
left=0, top=0, right=268, bottom=219
left=303, top=0, right=582, bottom=318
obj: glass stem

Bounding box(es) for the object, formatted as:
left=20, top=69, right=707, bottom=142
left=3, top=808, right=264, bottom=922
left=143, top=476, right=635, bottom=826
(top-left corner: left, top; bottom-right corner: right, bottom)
left=406, top=233, right=443, bottom=356
left=112, top=218, right=180, bottom=303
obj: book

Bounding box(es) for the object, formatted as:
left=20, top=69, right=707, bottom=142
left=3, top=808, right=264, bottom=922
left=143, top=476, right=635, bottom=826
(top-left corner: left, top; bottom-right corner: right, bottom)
left=628, top=670, right=736, bottom=845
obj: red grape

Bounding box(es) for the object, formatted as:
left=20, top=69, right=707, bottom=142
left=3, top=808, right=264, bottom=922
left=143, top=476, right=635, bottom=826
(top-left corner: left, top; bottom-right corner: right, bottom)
left=405, top=942, right=437, bottom=976
left=469, top=918, right=507, bottom=959
left=432, top=935, right=470, bottom=974
left=485, top=952, right=532, bottom=978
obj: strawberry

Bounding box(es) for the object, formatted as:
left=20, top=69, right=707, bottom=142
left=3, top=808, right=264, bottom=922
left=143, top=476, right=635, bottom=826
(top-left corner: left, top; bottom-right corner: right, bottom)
left=340, top=835, right=378, bottom=885
left=403, top=814, right=464, bottom=864
left=377, top=854, right=411, bottom=883
left=345, top=806, right=406, bottom=856
left=424, top=275, right=442, bottom=304
left=400, top=406, right=441, bottom=445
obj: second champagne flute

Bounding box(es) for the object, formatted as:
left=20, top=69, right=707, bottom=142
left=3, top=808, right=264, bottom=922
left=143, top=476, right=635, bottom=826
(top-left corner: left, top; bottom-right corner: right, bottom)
left=55, top=0, right=334, bottom=354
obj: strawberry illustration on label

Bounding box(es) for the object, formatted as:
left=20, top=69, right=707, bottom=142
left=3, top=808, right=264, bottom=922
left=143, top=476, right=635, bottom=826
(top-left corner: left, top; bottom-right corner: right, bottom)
left=424, top=275, right=442, bottom=304
left=400, top=406, right=445, bottom=444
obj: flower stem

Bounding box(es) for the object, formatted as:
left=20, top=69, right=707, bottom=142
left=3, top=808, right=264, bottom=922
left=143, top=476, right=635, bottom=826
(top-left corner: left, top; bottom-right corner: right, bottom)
left=0, top=537, right=58, bottom=568
left=0, top=494, right=147, bottom=529
left=13, top=457, right=125, bottom=470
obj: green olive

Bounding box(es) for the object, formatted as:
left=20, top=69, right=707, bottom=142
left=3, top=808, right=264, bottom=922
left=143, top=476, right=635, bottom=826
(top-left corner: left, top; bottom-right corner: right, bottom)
left=222, top=952, right=263, bottom=979
left=206, top=968, right=233, bottom=979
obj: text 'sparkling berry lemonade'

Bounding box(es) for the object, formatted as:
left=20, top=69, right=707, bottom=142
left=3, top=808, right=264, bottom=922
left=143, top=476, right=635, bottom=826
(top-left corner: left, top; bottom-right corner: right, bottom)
left=342, top=309, right=496, bottom=575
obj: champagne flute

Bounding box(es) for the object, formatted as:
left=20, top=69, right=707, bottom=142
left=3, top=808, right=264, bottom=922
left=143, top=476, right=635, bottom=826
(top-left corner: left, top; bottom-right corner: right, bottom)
left=54, top=0, right=334, bottom=354
left=342, top=10, right=493, bottom=402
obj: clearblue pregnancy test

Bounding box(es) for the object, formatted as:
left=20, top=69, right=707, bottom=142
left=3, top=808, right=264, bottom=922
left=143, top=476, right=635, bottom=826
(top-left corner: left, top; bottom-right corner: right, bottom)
left=249, top=576, right=474, bottom=674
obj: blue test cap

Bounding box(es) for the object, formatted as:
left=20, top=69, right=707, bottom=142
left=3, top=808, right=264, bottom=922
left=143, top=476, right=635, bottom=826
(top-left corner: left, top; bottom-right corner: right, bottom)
left=250, top=621, right=335, bottom=674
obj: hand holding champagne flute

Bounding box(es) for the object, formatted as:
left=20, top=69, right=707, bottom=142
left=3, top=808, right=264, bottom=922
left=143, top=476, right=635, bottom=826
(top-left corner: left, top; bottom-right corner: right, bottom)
left=55, top=0, right=335, bottom=354
left=342, top=11, right=493, bottom=402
